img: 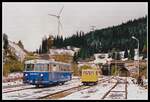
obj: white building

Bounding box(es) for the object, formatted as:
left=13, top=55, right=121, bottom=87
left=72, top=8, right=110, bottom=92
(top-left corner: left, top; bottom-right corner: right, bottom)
left=72, top=47, right=80, bottom=53
left=119, top=51, right=125, bottom=59
left=92, top=53, right=112, bottom=64
left=77, top=61, right=99, bottom=69
left=133, top=49, right=143, bottom=60
left=66, top=46, right=80, bottom=53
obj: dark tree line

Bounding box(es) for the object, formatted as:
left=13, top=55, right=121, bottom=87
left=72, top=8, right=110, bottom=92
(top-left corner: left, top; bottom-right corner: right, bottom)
left=3, top=33, right=9, bottom=60
left=36, top=35, right=53, bottom=54
left=53, top=31, right=85, bottom=48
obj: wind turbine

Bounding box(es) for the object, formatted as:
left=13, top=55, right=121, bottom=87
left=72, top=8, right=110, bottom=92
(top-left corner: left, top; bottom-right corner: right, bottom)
left=48, top=6, right=64, bottom=35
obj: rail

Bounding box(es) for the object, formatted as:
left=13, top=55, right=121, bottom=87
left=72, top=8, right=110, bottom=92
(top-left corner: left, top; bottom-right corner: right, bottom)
left=101, top=77, right=128, bottom=100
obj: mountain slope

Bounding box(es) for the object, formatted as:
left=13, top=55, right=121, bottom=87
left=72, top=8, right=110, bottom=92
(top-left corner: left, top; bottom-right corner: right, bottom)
left=8, top=40, right=27, bottom=62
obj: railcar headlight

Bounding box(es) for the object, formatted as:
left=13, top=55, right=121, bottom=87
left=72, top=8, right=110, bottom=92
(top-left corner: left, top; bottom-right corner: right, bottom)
left=40, top=74, right=43, bottom=77
left=25, top=74, right=28, bottom=76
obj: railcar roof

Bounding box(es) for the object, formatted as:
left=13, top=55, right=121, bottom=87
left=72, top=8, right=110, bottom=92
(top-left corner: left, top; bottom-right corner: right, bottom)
left=24, top=59, right=71, bottom=66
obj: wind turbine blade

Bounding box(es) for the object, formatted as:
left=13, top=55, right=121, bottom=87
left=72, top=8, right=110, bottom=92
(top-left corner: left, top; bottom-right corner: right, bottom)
left=58, top=6, right=64, bottom=16
left=48, top=14, right=59, bottom=18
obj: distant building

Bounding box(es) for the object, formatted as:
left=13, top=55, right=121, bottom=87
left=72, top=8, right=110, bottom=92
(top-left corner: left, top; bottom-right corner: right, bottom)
left=72, top=47, right=80, bottom=52
left=119, top=51, right=125, bottom=59
left=66, top=46, right=80, bottom=52
left=49, top=48, right=75, bottom=56
left=66, top=46, right=71, bottom=50
left=134, top=49, right=144, bottom=60
left=92, top=53, right=112, bottom=64
left=77, top=61, right=100, bottom=69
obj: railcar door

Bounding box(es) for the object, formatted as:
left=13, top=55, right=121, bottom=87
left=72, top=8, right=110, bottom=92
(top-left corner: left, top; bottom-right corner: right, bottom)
left=48, top=64, right=54, bottom=80
left=51, top=64, right=57, bottom=81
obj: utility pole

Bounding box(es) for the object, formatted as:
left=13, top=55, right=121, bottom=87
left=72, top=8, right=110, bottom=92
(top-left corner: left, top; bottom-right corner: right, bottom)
left=132, top=36, right=139, bottom=77
left=115, top=51, right=117, bottom=76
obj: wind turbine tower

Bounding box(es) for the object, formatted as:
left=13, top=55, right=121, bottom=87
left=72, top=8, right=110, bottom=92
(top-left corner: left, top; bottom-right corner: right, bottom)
left=90, top=25, right=96, bottom=39
left=48, top=6, right=64, bottom=35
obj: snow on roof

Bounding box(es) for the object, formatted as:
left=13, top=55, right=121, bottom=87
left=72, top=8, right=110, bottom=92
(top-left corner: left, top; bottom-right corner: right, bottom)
left=122, top=58, right=128, bottom=61
left=49, top=48, right=75, bottom=56
left=25, top=59, right=71, bottom=66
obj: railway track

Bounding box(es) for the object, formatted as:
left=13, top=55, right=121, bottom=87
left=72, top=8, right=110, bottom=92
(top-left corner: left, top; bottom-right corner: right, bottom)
left=3, top=83, right=63, bottom=94
left=3, top=86, right=35, bottom=93
left=3, top=84, right=28, bottom=89
left=38, top=85, right=89, bottom=99
left=101, top=77, right=128, bottom=100
left=38, top=77, right=113, bottom=99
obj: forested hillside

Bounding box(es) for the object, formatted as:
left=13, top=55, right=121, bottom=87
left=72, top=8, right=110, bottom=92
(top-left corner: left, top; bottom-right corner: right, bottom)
left=38, top=16, right=147, bottom=60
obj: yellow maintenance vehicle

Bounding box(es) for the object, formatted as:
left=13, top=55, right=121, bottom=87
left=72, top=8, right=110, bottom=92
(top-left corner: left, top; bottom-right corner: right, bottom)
left=81, top=65, right=99, bottom=85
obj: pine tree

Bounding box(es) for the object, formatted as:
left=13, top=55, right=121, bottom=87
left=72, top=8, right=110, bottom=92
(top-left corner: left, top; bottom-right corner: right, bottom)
left=47, top=35, right=53, bottom=49
left=3, top=33, right=8, bottom=50
left=116, top=52, right=121, bottom=60
left=39, top=45, right=42, bottom=54
left=41, top=38, right=44, bottom=53
left=124, top=48, right=128, bottom=58
left=36, top=49, right=39, bottom=54
left=73, top=52, right=78, bottom=63
left=129, top=48, right=135, bottom=60
left=111, top=48, right=116, bottom=59
left=17, top=40, right=24, bottom=49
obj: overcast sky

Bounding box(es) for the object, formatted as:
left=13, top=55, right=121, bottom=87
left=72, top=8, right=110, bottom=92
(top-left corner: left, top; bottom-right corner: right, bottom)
left=2, top=2, right=148, bottom=51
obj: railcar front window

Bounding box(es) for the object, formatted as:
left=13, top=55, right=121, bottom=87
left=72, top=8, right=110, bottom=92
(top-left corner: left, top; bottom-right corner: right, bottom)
left=25, top=64, right=34, bottom=71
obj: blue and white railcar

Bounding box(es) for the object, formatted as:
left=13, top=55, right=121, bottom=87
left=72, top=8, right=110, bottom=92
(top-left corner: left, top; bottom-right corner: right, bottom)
left=23, top=59, right=72, bottom=87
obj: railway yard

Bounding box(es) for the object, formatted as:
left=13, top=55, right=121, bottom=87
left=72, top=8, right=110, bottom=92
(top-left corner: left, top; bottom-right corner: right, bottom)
left=2, top=76, right=147, bottom=100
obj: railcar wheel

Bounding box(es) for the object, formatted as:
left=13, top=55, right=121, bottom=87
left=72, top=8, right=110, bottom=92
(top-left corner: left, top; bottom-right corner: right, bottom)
left=59, top=82, right=65, bottom=85
left=83, top=82, right=87, bottom=86
left=93, top=82, right=97, bottom=85
left=61, top=82, right=65, bottom=85
left=36, top=84, right=39, bottom=88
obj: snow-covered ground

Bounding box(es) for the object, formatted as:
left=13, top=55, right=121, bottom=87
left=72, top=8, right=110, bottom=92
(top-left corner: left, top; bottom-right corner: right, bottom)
left=3, top=80, right=23, bottom=88
left=3, top=72, right=23, bottom=83
left=3, top=84, right=35, bottom=93
left=2, top=76, right=148, bottom=100
left=61, top=77, right=148, bottom=100
left=2, top=76, right=81, bottom=100
left=127, top=77, right=148, bottom=100
left=61, top=78, right=117, bottom=100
